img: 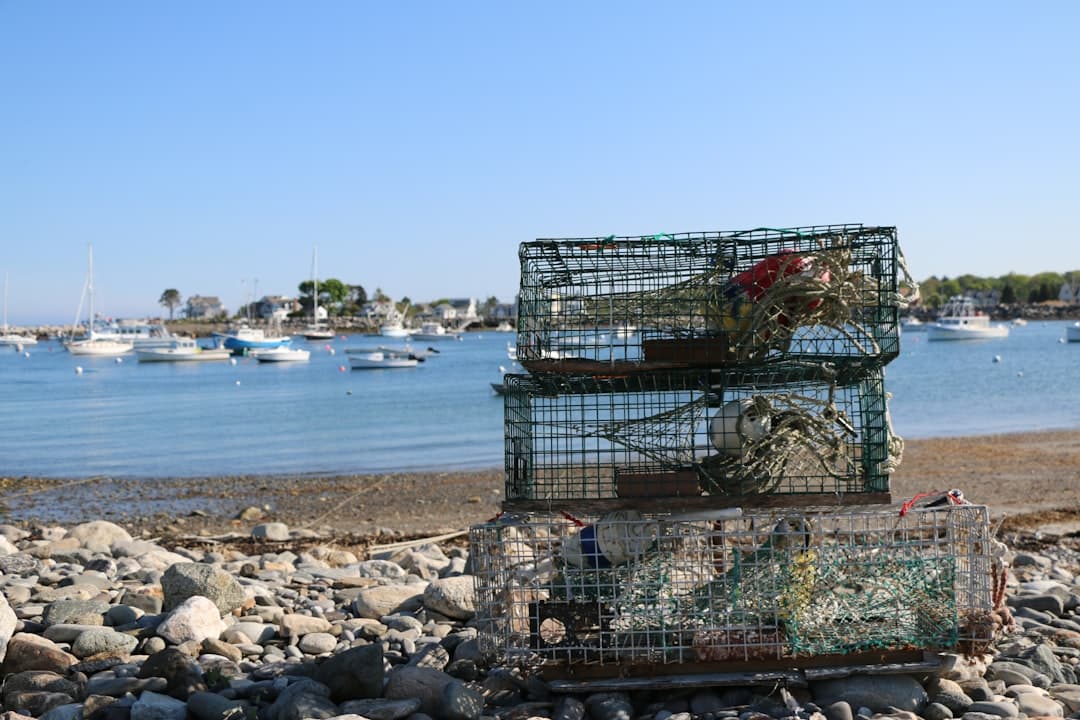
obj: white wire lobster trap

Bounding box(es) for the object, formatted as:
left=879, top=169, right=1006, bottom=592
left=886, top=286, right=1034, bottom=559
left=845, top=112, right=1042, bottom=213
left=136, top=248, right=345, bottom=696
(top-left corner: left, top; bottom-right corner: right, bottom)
left=501, top=364, right=899, bottom=508
left=516, top=224, right=906, bottom=372
left=470, top=504, right=995, bottom=672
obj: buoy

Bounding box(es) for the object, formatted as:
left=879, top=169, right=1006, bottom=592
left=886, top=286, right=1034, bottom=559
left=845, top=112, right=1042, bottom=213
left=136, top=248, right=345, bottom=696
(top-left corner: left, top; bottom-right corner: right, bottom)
left=75, top=366, right=83, bottom=375
left=115, top=357, right=123, bottom=364
left=1059, top=338, right=1066, bottom=344
left=338, top=365, right=347, bottom=372
left=324, top=344, right=332, bottom=351
left=1016, top=371, right=1023, bottom=378
left=709, top=398, right=770, bottom=456
left=235, top=380, right=241, bottom=385
left=328, top=348, right=335, bottom=356
left=993, top=355, right=1002, bottom=363
left=562, top=510, right=650, bottom=569
left=23, top=351, right=30, bottom=358
left=346, top=390, right=352, bottom=395
left=229, top=358, right=237, bottom=365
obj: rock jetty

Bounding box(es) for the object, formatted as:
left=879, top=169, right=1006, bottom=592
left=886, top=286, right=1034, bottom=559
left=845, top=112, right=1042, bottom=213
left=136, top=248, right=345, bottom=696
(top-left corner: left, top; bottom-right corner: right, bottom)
left=0, top=519, right=1077, bottom=720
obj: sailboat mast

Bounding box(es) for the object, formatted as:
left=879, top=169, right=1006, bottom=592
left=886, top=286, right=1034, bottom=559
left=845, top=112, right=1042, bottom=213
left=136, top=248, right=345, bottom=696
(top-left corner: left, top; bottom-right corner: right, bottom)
left=312, top=247, right=319, bottom=322
left=87, top=244, right=95, bottom=337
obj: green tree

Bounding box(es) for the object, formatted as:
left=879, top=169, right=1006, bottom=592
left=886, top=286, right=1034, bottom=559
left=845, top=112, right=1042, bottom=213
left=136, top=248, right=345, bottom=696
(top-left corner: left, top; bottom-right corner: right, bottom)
left=159, top=289, right=182, bottom=320
left=1000, top=283, right=1016, bottom=304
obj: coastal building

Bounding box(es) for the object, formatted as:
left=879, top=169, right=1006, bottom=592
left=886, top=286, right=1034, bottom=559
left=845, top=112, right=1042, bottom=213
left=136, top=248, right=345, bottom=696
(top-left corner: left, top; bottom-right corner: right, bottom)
left=1059, top=281, right=1080, bottom=304
left=184, top=295, right=226, bottom=320
left=255, top=295, right=299, bottom=319
left=431, top=298, right=480, bottom=327
left=969, top=289, right=1001, bottom=309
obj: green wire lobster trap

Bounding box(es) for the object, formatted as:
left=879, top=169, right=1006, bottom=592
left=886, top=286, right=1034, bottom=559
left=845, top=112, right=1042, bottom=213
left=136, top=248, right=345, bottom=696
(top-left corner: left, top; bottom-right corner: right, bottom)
left=516, top=224, right=906, bottom=372
left=501, top=363, right=899, bottom=510
left=469, top=503, right=996, bottom=671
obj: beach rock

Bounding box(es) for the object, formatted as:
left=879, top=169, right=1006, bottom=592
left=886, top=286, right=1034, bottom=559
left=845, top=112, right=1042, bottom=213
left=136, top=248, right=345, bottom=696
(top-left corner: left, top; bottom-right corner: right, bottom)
left=38, top=704, right=82, bottom=720
left=265, top=678, right=337, bottom=720
left=130, top=690, right=188, bottom=720
left=155, top=596, right=227, bottom=645
left=443, top=679, right=484, bottom=720
left=313, top=643, right=384, bottom=702
left=68, top=520, right=132, bottom=552
left=350, top=584, right=425, bottom=618
left=3, top=672, right=82, bottom=707
left=384, top=666, right=456, bottom=717
left=279, top=613, right=331, bottom=637
left=138, top=647, right=208, bottom=699
left=422, top=576, right=477, bottom=620
left=1, top=633, right=77, bottom=674
left=338, top=698, right=422, bottom=720
left=41, top=598, right=109, bottom=627
left=252, top=523, right=290, bottom=541
left=968, top=699, right=1020, bottom=717
left=0, top=592, right=17, bottom=661
left=298, top=631, right=337, bottom=654
left=69, top=626, right=138, bottom=658
left=810, top=675, right=928, bottom=713
left=161, top=563, right=246, bottom=614
left=4, top=691, right=76, bottom=717
left=186, top=690, right=252, bottom=720
left=1014, top=692, right=1064, bottom=717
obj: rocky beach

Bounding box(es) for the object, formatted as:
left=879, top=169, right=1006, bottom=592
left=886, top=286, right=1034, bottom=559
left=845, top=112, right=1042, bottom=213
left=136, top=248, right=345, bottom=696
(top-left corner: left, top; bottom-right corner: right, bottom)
left=0, top=430, right=1078, bottom=719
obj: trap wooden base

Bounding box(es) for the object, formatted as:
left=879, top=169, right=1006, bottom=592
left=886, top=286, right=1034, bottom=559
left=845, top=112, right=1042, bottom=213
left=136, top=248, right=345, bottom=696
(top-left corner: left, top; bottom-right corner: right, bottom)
left=542, top=649, right=939, bottom=692
left=501, top=491, right=892, bottom=515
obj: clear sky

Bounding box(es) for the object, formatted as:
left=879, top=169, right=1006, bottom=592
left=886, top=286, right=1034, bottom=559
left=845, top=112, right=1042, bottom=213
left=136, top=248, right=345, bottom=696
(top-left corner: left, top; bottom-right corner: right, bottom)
left=2, top=1, right=1078, bottom=324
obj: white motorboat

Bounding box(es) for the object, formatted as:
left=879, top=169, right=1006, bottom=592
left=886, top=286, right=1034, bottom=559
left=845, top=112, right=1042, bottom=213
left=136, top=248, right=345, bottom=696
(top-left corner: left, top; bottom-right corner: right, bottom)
left=926, top=296, right=1009, bottom=341
left=92, top=319, right=179, bottom=349
left=348, top=348, right=419, bottom=369
left=0, top=272, right=38, bottom=348
left=213, top=322, right=292, bottom=352
left=250, top=346, right=311, bottom=363
left=495, top=321, right=514, bottom=333
left=64, top=244, right=134, bottom=357
left=411, top=322, right=461, bottom=341
left=900, top=316, right=926, bottom=332
left=1066, top=322, right=1080, bottom=343
left=135, top=338, right=232, bottom=363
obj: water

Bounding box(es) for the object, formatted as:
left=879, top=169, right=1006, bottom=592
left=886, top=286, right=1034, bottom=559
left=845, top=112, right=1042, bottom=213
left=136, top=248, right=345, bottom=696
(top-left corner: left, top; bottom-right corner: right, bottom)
left=1, top=323, right=1078, bottom=478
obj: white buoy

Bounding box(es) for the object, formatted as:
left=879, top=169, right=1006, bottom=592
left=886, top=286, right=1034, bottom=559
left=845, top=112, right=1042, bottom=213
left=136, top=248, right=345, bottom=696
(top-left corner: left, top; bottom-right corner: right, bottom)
left=562, top=510, right=651, bottom=569
left=115, top=357, right=123, bottom=364
left=993, top=355, right=1002, bottom=363
left=709, top=398, right=770, bottom=456
left=229, top=357, right=237, bottom=365
left=1017, top=371, right=1024, bottom=377
left=75, top=366, right=83, bottom=375
left=328, top=348, right=335, bottom=356
left=235, top=380, right=241, bottom=385
left=23, top=351, right=30, bottom=358
left=1059, top=338, right=1066, bottom=344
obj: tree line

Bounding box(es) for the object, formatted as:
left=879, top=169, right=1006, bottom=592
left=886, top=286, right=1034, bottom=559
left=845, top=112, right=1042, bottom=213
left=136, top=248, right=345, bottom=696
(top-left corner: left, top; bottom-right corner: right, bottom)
left=917, top=271, right=1080, bottom=308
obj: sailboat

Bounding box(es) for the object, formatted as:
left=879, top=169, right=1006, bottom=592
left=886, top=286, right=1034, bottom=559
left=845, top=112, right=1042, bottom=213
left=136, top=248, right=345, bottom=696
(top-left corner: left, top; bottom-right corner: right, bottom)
left=63, top=245, right=134, bottom=356
left=0, top=273, right=39, bottom=348
left=300, top=247, right=336, bottom=341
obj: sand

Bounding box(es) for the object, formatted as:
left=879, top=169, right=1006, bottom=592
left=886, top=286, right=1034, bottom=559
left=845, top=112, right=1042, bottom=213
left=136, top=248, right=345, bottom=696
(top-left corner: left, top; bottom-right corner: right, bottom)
left=1, top=429, right=1078, bottom=543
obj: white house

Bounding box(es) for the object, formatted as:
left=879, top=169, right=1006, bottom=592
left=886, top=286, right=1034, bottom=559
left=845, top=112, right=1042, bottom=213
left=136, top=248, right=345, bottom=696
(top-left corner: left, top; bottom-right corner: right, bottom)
left=1059, top=282, right=1080, bottom=304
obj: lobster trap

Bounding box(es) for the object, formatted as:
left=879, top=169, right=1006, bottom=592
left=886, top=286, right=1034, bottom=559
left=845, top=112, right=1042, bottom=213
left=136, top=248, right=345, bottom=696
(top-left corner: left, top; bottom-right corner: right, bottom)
left=469, top=503, right=996, bottom=673
left=501, top=364, right=898, bottom=510
left=516, top=224, right=904, bottom=372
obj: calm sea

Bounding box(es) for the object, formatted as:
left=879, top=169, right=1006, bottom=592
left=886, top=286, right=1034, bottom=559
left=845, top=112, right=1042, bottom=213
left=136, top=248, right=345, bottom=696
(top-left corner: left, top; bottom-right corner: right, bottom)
left=1, top=322, right=1078, bottom=479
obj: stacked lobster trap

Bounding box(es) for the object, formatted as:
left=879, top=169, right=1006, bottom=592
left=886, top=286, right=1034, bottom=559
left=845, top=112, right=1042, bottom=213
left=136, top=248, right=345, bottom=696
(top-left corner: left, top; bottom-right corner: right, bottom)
left=472, top=224, right=998, bottom=677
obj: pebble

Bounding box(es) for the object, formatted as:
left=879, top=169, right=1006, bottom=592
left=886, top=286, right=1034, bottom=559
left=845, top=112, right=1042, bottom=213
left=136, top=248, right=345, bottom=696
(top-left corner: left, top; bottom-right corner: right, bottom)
left=0, top=520, right=1076, bottom=720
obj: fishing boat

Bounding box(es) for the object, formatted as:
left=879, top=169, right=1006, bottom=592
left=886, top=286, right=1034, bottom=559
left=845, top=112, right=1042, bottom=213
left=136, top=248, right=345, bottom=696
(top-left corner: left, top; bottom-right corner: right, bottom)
left=300, top=247, right=336, bottom=341
left=135, top=338, right=232, bottom=363
left=347, top=348, right=419, bottom=369
left=64, top=245, right=134, bottom=356
left=250, top=346, right=311, bottom=363
left=0, top=273, right=38, bottom=347
left=926, top=296, right=1009, bottom=341
left=900, top=316, right=926, bottom=333
left=92, top=319, right=179, bottom=349
left=379, top=303, right=413, bottom=338
left=213, top=322, right=292, bottom=353
left=411, top=321, right=462, bottom=341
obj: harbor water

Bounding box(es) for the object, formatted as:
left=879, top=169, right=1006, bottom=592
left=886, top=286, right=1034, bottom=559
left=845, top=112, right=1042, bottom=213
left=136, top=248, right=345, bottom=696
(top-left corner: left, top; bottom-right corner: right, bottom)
left=0, top=322, right=1078, bottom=479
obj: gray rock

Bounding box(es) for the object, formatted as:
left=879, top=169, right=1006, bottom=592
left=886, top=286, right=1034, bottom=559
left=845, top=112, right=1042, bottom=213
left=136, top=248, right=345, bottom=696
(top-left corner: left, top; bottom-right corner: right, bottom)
left=1014, top=692, right=1064, bottom=717
left=41, top=599, right=109, bottom=627
left=265, top=678, right=337, bottom=720
left=4, top=691, right=76, bottom=717
left=137, top=647, right=208, bottom=700
left=584, top=692, right=634, bottom=720
left=298, top=632, right=338, bottom=655
left=422, top=576, right=476, bottom=620
left=70, top=627, right=139, bottom=658
left=338, top=698, right=423, bottom=720
left=810, top=675, right=928, bottom=714
left=313, top=643, right=385, bottom=702
left=967, top=701, right=1019, bottom=717
left=1023, top=642, right=1070, bottom=685
left=3, top=671, right=82, bottom=705
left=384, top=666, right=454, bottom=717
left=923, top=702, right=954, bottom=720
left=1050, top=683, right=1080, bottom=712
left=279, top=614, right=331, bottom=637
left=987, top=660, right=1051, bottom=689
left=161, top=563, right=246, bottom=614
left=130, top=690, right=188, bottom=720
left=0, top=554, right=41, bottom=575
left=554, top=696, right=587, bottom=720
left=0, top=592, right=17, bottom=662
left=38, top=704, right=83, bottom=720
left=442, top=679, right=484, bottom=720
left=186, top=690, right=252, bottom=720
left=85, top=676, right=168, bottom=697
left=1009, top=594, right=1065, bottom=615
left=1, top=634, right=77, bottom=675
left=252, top=523, right=290, bottom=542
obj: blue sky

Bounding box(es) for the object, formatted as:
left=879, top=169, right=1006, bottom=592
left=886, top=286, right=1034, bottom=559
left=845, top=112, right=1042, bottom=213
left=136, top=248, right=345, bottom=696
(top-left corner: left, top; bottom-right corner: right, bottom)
left=2, top=1, right=1078, bottom=324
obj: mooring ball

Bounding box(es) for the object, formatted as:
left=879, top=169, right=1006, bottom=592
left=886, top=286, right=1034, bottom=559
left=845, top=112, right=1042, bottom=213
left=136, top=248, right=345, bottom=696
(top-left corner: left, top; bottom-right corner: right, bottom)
left=562, top=509, right=649, bottom=569
left=709, top=398, right=770, bottom=455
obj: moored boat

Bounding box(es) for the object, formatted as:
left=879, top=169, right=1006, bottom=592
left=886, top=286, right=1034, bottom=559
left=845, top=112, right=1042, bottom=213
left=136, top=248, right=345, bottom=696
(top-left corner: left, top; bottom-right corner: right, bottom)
left=214, top=323, right=293, bottom=353
left=926, top=296, right=1009, bottom=341
left=250, top=346, right=311, bottom=363
left=348, top=348, right=419, bottom=369
left=135, top=338, right=232, bottom=363
left=411, top=321, right=461, bottom=341
left=63, top=244, right=134, bottom=357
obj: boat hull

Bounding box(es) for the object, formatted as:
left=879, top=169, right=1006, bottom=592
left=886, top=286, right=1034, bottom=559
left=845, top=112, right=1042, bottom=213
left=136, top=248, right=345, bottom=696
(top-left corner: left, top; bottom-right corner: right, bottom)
left=136, top=347, right=232, bottom=362
left=250, top=348, right=311, bottom=363
left=64, top=338, right=134, bottom=356
left=348, top=351, right=418, bottom=369
left=926, top=324, right=1009, bottom=341
left=0, top=335, right=38, bottom=347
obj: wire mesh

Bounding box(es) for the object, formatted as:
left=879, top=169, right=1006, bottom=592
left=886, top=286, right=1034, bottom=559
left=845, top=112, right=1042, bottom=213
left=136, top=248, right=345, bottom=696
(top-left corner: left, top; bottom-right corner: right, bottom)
left=503, top=365, right=897, bottom=503
left=516, top=225, right=901, bottom=371
left=470, top=504, right=994, bottom=669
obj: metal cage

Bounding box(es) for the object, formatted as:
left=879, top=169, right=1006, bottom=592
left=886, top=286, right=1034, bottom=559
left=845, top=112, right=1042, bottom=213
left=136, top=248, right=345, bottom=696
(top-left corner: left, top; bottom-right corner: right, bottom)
left=470, top=504, right=995, bottom=670
left=516, top=225, right=901, bottom=372
left=501, top=364, right=897, bottom=509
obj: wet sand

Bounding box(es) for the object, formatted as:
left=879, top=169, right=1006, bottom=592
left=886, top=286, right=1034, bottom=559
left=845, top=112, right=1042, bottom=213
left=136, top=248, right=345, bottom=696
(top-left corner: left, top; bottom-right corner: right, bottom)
left=1, top=429, right=1078, bottom=542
